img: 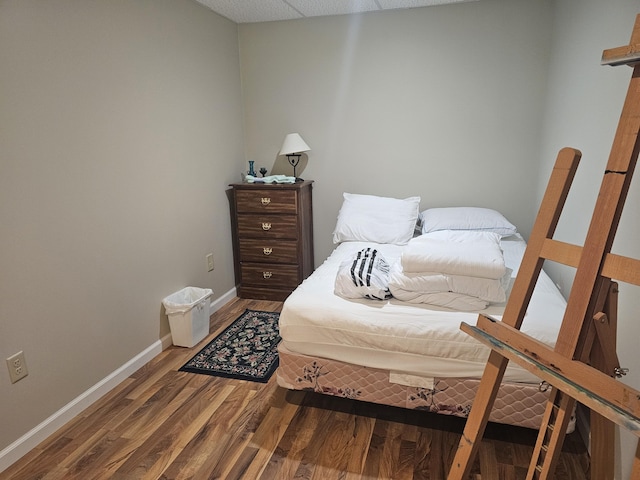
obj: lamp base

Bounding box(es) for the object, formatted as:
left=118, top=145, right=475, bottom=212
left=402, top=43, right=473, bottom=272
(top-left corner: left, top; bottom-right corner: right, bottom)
left=295, top=177, right=304, bottom=182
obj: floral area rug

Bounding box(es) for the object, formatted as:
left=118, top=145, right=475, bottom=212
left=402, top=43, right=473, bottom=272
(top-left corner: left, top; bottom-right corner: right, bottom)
left=179, top=309, right=280, bottom=383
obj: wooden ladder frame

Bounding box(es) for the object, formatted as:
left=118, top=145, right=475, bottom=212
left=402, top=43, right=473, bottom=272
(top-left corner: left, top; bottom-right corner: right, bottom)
left=447, top=14, right=640, bottom=480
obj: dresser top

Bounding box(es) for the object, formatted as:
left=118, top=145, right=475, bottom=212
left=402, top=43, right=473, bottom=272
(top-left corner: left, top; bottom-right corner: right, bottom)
left=230, top=180, right=313, bottom=190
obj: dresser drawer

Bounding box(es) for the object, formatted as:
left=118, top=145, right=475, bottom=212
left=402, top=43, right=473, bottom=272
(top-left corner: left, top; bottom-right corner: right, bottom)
left=240, top=263, right=300, bottom=289
left=235, top=189, right=297, bottom=214
left=236, top=214, right=298, bottom=239
left=239, top=238, right=298, bottom=263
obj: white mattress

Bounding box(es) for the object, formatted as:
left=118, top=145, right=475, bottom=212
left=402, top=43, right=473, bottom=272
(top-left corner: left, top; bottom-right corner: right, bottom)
left=279, top=234, right=567, bottom=383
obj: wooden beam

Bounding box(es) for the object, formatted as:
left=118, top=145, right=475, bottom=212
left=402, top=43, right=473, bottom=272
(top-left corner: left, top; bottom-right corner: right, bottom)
left=445, top=148, right=581, bottom=480
left=589, top=282, right=619, bottom=480
left=461, top=316, right=640, bottom=435
left=602, top=14, right=640, bottom=67
left=540, top=238, right=640, bottom=286
left=602, top=44, right=640, bottom=66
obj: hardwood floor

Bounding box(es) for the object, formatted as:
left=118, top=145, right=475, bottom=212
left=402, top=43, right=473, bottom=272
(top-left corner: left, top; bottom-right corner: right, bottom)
left=3, top=297, right=590, bottom=479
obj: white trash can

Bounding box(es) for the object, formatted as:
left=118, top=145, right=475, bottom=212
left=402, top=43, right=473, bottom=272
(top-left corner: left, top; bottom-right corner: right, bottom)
left=162, top=287, right=213, bottom=347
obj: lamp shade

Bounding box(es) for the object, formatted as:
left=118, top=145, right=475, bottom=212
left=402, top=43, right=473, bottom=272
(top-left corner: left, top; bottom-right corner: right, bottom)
left=279, top=133, right=311, bottom=155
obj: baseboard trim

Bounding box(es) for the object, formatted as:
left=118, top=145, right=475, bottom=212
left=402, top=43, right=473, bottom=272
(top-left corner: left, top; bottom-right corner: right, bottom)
left=210, top=287, right=237, bottom=317
left=0, top=338, right=165, bottom=473
left=0, top=287, right=237, bottom=474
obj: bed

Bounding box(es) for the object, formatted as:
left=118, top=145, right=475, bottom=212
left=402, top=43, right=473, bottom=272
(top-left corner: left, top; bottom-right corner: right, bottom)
left=276, top=195, right=573, bottom=430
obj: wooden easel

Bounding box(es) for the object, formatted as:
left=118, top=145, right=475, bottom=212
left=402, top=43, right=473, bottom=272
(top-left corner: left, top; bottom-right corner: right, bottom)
left=447, top=15, right=640, bottom=480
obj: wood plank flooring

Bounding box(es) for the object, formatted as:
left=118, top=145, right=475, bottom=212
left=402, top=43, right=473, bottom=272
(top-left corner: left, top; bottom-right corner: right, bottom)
left=2, top=297, right=590, bottom=479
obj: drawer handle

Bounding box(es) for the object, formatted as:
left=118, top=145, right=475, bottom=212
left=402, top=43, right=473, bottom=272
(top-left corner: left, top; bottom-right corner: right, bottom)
left=261, top=222, right=272, bottom=231
left=263, top=271, right=272, bottom=279
left=261, top=197, right=271, bottom=205
left=263, top=247, right=273, bottom=255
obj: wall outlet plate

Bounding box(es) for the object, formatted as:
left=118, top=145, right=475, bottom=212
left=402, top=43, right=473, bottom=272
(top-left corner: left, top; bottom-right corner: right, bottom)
left=7, top=351, right=28, bottom=383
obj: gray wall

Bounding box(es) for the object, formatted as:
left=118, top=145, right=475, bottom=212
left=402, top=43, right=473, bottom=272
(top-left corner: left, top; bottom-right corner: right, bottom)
left=536, top=1, right=640, bottom=478
left=238, top=0, right=554, bottom=265
left=0, top=0, right=243, bottom=452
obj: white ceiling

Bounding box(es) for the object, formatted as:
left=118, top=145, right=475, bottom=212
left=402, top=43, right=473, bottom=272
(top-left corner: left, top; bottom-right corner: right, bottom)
left=195, top=0, right=477, bottom=24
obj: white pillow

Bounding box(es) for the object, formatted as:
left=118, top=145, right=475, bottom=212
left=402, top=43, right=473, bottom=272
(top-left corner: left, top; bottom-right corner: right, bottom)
left=420, top=207, right=517, bottom=237
left=333, top=193, right=421, bottom=245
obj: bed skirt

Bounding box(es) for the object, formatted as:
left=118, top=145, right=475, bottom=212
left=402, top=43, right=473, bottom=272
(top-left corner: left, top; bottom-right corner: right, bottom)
left=277, top=344, right=574, bottom=432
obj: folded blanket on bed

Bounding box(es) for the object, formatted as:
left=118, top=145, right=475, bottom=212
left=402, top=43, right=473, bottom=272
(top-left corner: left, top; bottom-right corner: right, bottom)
left=388, top=265, right=512, bottom=306
left=389, top=289, right=490, bottom=311
left=401, top=230, right=507, bottom=279
left=334, top=248, right=392, bottom=300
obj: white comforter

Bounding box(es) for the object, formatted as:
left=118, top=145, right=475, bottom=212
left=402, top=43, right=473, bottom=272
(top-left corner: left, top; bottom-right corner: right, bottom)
left=400, top=230, right=507, bottom=279
left=388, top=267, right=512, bottom=310
left=385, top=230, right=510, bottom=309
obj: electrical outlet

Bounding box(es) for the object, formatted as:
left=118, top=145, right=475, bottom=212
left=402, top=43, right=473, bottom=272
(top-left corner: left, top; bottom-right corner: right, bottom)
left=206, top=253, right=214, bottom=272
left=7, top=351, right=28, bottom=383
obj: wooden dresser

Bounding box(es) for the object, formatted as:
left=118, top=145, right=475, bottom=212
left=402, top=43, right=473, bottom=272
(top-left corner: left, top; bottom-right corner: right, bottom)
left=230, top=180, right=314, bottom=301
